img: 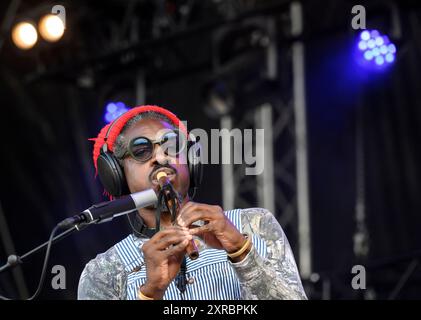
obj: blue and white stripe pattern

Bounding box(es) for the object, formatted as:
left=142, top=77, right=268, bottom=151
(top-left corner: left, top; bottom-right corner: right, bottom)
left=114, top=209, right=267, bottom=300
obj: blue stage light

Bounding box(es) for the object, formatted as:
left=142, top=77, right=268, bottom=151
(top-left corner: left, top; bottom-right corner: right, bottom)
left=106, top=102, right=117, bottom=113
left=364, top=50, right=373, bottom=61
left=360, top=31, right=370, bottom=41
left=385, top=53, right=395, bottom=63
left=375, top=37, right=384, bottom=46
left=367, top=39, right=376, bottom=49
left=375, top=55, right=384, bottom=65
left=388, top=44, right=396, bottom=54
left=370, top=30, right=380, bottom=38
left=379, top=45, right=388, bottom=55
left=358, top=41, right=367, bottom=51
left=104, top=101, right=130, bottom=123
left=357, top=29, right=396, bottom=69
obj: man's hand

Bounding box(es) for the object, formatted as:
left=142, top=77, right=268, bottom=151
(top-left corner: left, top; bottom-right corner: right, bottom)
left=176, top=202, right=246, bottom=254
left=141, top=226, right=191, bottom=299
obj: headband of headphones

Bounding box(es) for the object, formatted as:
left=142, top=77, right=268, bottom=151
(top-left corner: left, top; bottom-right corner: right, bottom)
left=90, top=105, right=188, bottom=174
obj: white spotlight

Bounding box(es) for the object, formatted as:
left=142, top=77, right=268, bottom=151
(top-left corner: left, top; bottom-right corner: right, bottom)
left=11, top=21, right=38, bottom=50
left=38, top=14, right=65, bottom=42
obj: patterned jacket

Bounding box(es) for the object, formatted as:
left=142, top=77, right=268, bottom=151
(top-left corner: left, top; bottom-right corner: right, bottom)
left=77, top=208, right=308, bottom=300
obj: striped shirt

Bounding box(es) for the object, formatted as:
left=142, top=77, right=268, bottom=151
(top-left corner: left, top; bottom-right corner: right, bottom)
left=77, top=208, right=307, bottom=300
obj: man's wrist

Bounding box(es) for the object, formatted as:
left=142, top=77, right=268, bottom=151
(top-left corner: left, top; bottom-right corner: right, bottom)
left=139, top=282, right=166, bottom=300
left=227, top=233, right=252, bottom=263
left=229, top=245, right=252, bottom=262
left=227, top=233, right=248, bottom=253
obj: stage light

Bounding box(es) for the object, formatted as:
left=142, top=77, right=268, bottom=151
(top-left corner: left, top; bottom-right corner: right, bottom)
left=364, top=50, right=373, bottom=61
left=356, top=29, right=396, bottom=69
left=358, top=41, right=367, bottom=51
left=104, top=102, right=130, bottom=123
left=38, top=14, right=65, bottom=42
left=375, top=55, right=384, bottom=66
left=388, top=44, right=396, bottom=54
left=360, top=31, right=370, bottom=41
left=375, top=37, right=384, bottom=46
left=379, top=45, right=388, bottom=55
left=11, top=22, right=38, bottom=50
left=385, top=53, right=395, bottom=63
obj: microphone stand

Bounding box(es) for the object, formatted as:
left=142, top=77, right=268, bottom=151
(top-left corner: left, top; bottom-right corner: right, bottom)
left=0, top=189, right=157, bottom=299
left=0, top=223, right=90, bottom=274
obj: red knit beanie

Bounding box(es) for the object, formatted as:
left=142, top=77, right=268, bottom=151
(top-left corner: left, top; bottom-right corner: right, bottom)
left=90, top=105, right=187, bottom=174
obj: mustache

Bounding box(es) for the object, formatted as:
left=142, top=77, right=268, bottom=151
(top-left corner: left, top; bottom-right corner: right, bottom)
left=148, top=165, right=183, bottom=212
left=148, top=164, right=177, bottom=182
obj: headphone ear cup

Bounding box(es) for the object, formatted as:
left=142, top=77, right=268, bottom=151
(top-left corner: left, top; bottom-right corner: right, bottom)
left=187, top=138, right=203, bottom=198
left=97, top=151, right=128, bottom=197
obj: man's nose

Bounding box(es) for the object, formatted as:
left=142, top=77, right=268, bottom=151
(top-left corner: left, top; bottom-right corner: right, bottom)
left=150, top=144, right=169, bottom=165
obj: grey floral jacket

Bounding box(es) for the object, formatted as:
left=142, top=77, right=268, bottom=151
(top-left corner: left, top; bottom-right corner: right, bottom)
left=78, top=208, right=308, bottom=300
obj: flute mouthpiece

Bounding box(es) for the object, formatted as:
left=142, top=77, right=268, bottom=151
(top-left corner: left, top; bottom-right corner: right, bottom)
left=157, top=171, right=168, bottom=181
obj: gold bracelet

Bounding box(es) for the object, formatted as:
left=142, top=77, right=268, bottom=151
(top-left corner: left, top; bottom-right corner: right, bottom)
left=138, top=286, right=154, bottom=300
left=227, top=234, right=252, bottom=259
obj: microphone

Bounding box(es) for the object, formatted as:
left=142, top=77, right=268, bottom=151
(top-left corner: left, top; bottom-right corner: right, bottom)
left=58, top=189, right=158, bottom=229
left=156, top=172, right=199, bottom=260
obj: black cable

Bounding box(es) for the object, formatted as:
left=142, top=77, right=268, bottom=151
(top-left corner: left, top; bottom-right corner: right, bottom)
left=0, top=224, right=61, bottom=300
left=155, top=191, right=164, bottom=233
left=175, top=257, right=187, bottom=298
left=155, top=184, right=178, bottom=230
left=27, top=225, right=60, bottom=300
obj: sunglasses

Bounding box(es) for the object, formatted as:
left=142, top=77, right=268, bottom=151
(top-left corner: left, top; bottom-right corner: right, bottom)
left=120, top=130, right=187, bottom=163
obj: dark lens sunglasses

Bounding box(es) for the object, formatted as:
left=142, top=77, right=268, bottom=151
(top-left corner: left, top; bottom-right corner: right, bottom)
left=121, top=130, right=187, bottom=163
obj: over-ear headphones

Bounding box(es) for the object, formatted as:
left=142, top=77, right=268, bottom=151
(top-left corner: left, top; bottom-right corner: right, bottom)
left=94, top=106, right=202, bottom=198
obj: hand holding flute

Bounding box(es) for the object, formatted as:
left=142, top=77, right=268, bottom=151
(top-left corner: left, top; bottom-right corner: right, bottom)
left=140, top=172, right=251, bottom=299
left=156, top=172, right=199, bottom=260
